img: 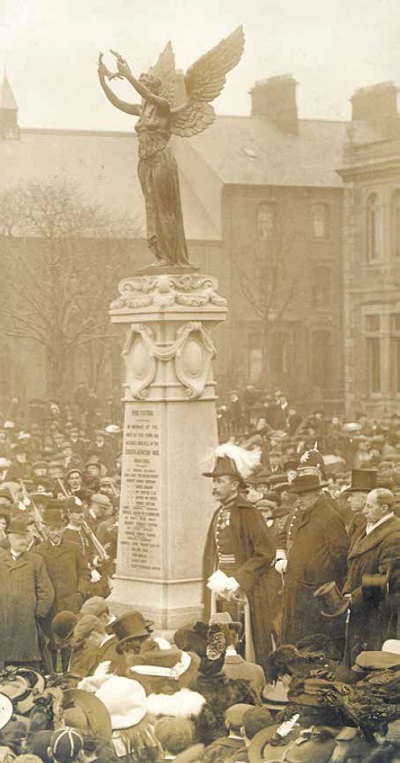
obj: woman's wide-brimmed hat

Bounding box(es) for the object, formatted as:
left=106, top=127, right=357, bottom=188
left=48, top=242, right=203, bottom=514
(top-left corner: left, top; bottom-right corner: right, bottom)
left=95, top=677, right=147, bottom=730
left=314, top=581, right=349, bottom=619
left=0, top=693, right=13, bottom=731
left=62, top=688, right=112, bottom=741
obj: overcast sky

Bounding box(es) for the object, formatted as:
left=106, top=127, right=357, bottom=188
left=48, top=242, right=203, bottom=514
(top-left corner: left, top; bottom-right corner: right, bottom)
left=0, top=0, right=399, bottom=131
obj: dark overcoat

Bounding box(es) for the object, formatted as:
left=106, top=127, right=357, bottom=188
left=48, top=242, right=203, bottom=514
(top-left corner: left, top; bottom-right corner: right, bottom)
left=281, top=496, right=349, bottom=645
left=34, top=538, right=90, bottom=635
left=343, top=514, right=400, bottom=658
left=0, top=548, right=54, bottom=662
left=203, top=495, right=276, bottom=670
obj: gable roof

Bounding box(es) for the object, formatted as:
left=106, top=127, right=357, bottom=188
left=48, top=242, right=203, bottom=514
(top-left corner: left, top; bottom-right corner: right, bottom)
left=186, top=115, right=348, bottom=188
left=0, top=128, right=221, bottom=241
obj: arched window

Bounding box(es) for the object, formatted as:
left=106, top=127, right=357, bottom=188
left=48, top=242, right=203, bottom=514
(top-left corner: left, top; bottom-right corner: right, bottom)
left=391, top=190, right=400, bottom=258
left=366, top=192, right=381, bottom=262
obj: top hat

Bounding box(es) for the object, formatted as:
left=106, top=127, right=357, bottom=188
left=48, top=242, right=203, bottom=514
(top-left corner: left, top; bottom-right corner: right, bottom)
left=343, top=469, right=377, bottom=493
left=314, top=581, right=349, bottom=618
left=289, top=473, right=323, bottom=494
left=111, top=610, right=153, bottom=652
left=203, top=456, right=245, bottom=485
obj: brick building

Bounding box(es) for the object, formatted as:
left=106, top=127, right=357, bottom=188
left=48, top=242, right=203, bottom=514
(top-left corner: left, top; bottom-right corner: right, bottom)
left=338, top=82, right=400, bottom=416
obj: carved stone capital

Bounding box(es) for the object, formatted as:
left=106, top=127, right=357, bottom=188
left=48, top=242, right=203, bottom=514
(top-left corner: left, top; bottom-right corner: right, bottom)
left=110, top=273, right=227, bottom=312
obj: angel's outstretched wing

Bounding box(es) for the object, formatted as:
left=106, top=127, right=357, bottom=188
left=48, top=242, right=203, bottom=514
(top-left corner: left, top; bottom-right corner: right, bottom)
left=172, top=25, right=245, bottom=138
left=148, top=41, right=176, bottom=104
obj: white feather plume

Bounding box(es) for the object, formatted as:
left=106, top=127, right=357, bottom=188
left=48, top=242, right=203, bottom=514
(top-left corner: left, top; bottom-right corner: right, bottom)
left=214, top=443, right=261, bottom=479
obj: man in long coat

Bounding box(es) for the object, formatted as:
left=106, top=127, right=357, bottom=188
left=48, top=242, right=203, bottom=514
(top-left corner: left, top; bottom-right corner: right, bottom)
left=276, top=473, right=348, bottom=649
left=202, top=455, right=276, bottom=672
left=0, top=514, right=54, bottom=667
left=34, top=504, right=90, bottom=669
left=342, top=487, right=400, bottom=665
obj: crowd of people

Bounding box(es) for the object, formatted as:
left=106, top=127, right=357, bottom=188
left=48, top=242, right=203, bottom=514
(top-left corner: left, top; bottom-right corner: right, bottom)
left=1, top=390, right=400, bottom=760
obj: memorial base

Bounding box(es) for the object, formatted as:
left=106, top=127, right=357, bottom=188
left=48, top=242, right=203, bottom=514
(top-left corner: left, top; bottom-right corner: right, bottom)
left=109, top=273, right=227, bottom=629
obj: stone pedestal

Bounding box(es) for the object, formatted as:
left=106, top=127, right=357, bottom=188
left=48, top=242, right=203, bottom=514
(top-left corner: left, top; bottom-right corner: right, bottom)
left=109, top=273, right=227, bottom=628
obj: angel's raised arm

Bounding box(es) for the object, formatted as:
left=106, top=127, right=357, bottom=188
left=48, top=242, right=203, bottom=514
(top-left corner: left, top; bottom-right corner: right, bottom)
left=98, top=54, right=140, bottom=116
left=110, top=50, right=170, bottom=111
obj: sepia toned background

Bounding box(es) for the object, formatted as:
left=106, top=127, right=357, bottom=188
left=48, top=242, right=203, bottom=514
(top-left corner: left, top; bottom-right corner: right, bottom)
left=0, top=0, right=399, bottom=417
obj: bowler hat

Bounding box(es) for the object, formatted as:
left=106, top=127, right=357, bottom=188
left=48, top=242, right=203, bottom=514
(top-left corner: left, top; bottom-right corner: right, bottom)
left=203, top=456, right=245, bottom=485
left=111, top=610, right=153, bottom=651
left=289, top=473, right=322, bottom=494
left=51, top=611, right=79, bottom=641
left=314, top=581, right=349, bottom=618
left=41, top=508, right=65, bottom=527
left=343, top=469, right=377, bottom=493
left=6, top=515, right=34, bottom=535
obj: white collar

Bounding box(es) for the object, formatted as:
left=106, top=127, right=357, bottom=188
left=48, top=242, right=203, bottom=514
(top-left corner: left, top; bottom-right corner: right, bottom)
left=366, top=512, right=394, bottom=535
left=226, top=646, right=237, bottom=656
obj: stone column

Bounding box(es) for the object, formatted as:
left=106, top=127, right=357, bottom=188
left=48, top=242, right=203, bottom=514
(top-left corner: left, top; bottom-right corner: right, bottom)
left=109, top=273, right=227, bottom=629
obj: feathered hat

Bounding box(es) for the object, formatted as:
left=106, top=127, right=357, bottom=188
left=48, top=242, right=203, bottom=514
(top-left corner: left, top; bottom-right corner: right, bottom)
left=203, top=443, right=261, bottom=487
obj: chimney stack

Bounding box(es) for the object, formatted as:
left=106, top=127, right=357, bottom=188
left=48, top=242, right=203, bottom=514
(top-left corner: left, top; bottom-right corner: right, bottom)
left=250, top=74, right=298, bottom=134
left=351, top=81, right=398, bottom=123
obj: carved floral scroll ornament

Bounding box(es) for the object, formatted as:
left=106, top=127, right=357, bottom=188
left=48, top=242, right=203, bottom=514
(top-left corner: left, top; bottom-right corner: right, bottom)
left=123, top=322, right=217, bottom=400
left=110, top=274, right=227, bottom=311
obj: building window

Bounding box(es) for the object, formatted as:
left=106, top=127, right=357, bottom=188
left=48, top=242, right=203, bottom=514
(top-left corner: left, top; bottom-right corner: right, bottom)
left=248, top=333, right=263, bottom=382
left=257, top=203, right=276, bottom=239
left=391, top=190, right=400, bottom=258
left=311, top=331, right=330, bottom=389
left=390, top=313, right=400, bottom=394
left=365, top=314, right=381, bottom=393
left=270, top=332, right=289, bottom=379
left=311, top=203, right=328, bottom=239
left=366, top=193, right=381, bottom=262
left=312, top=266, right=331, bottom=308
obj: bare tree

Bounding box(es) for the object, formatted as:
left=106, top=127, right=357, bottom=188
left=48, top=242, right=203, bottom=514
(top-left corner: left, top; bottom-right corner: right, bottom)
left=231, top=209, right=304, bottom=387
left=0, top=181, right=139, bottom=397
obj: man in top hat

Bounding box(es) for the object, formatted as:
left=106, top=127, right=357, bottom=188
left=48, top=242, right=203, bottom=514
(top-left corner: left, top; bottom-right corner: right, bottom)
left=34, top=501, right=90, bottom=669
left=202, top=451, right=276, bottom=672
left=342, top=469, right=377, bottom=538
left=275, top=471, right=348, bottom=648
left=342, top=487, right=400, bottom=665
left=0, top=514, right=54, bottom=668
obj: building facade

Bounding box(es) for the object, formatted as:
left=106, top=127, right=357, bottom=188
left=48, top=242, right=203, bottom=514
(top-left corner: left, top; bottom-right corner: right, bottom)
left=339, top=82, right=400, bottom=416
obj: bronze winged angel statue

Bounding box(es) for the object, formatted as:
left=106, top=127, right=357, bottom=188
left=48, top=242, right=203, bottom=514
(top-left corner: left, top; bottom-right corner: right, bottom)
left=98, top=27, right=245, bottom=268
